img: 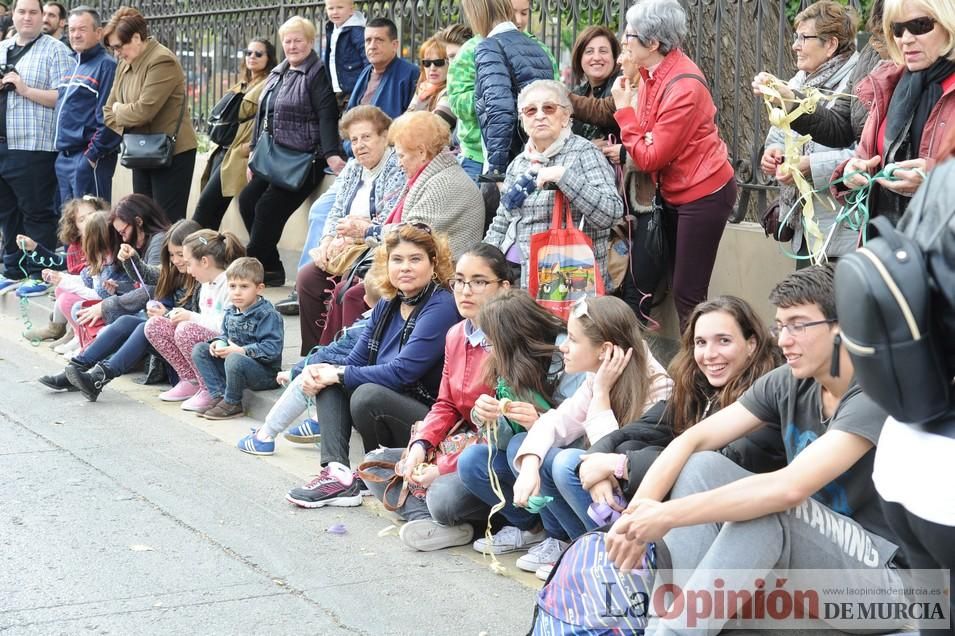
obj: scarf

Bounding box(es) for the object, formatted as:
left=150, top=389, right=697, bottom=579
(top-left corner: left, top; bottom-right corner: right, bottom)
left=385, top=160, right=430, bottom=224
left=780, top=51, right=852, bottom=215
left=366, top=281, right=439, bottom=404
left=522, top=125, right=572, bottom=168
left=886, top=56, right=955, bottom=158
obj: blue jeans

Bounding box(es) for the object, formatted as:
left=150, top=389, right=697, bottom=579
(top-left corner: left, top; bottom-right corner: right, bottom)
left=72, top=314, right=148, bottom=375
left=55, top=150, right=116, bottom=204
left=458, top=435, right=568, bottom=540
left=516, top=444, right=592, bottom=540
left=297, top=183, right=339, bottom=270
left=458, top=156, right=483, bottom=183
left=191, top=344, right=279, bottom=403
left=549, top=448, right=599, bottom=532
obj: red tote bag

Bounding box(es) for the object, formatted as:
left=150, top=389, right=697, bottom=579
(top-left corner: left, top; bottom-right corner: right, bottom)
left=528, top=190, right=605, bottom=321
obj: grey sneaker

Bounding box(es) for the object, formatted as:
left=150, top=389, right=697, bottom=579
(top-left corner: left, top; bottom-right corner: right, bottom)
left=516, top=537, right=568, bottom=572
left=471, top=525, right=547, bottom=555
left=399, top=519, right=474, bottom=552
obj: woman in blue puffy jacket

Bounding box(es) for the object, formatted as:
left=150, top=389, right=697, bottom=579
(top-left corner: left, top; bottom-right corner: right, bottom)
left=461, top=0, right=556, bottom=181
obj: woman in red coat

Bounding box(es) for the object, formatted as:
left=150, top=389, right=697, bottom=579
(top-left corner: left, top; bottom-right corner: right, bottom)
left=611, top=0, right=736, bottom=329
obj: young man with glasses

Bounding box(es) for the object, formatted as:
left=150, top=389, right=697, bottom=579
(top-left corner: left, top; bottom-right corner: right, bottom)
left=604, top=265, right=909, bottom=633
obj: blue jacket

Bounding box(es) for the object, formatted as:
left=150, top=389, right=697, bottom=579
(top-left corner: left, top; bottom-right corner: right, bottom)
left=474, top=29, right=555, bottom=177
left=346, top=56, right=419, bottom=119
left=290, top=316, right=368, bottom=379
left=341, top=288, right=459, bottom=397
left=323, top=15, right=368, bottom=96
left=212, top=297, right=284, bottom=370
left=54, top=43, right=121, bottom=161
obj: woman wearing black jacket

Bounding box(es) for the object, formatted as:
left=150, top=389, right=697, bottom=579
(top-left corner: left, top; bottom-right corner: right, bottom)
left=548, top=296, right=785, bottom=530
left=238, top=16, right=345, bottom=286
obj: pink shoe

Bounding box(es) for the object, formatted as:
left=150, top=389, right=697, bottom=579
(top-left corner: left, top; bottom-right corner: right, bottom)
left=181, top=389, right=216, bottom=412
left=159, top=380, right=198, bottom=402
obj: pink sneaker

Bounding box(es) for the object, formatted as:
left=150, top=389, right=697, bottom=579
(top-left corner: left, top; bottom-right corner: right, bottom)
left=159, top=380, right=198, bottom=402
left=181, top=389, right=216, bottom=412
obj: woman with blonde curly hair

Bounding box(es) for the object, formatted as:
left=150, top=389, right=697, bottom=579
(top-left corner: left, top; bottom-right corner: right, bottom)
left=285, top=223, right=461, bottom=509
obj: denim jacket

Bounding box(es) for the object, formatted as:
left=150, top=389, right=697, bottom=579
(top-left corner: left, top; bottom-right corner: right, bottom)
left=211, top=297, right=284, bottom=369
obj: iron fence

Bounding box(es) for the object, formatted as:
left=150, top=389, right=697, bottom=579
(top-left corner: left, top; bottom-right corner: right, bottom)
left=96, top=0, right=864, bottom=220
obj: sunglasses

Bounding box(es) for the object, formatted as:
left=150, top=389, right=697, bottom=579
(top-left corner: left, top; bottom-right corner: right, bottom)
left=396, top=221, right=433, bottom=234
left=244, top=49, right=266, bottom=58
left=421, top=58, right=446, bottom=68
left=521, top=102, right=566, bottom=118
left=572, top=297, right=590, bottom=319
left=891, top=16, right=936, bottom=38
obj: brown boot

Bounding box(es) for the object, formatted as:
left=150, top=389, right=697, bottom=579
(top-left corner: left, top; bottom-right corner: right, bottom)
left=49, top=325, right=74, bottom=349
left=24, top=321, right=66, bottom=342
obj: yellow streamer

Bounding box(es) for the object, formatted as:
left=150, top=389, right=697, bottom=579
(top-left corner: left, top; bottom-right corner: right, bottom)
left=757, top=81, right=854, bottom=264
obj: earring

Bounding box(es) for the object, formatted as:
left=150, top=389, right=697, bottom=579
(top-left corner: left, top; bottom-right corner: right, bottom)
left=829, top=333, right=842, bottom=378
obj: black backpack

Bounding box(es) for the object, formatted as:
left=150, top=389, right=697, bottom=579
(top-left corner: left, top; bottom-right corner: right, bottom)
left=834, top=214, right=952, bottom=430
left=207, top=91, right=252, bottom=147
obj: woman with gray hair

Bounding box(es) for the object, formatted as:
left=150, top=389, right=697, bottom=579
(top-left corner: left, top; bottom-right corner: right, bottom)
left=611, top=0, right=736, bottom=329
left=484, top=79, right=624, bottom=287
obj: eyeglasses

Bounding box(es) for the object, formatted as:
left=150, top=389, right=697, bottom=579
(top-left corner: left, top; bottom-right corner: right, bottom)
left=623, top=32, right=642, bottom=42
left=769, top=319, right=837, bottom=338
left=114, top=221, right=131, bottom=236
left=891, top=16, right=936, bottom=38
left=421, top=58, right=446, bottom=68
left=243, top=49, right=266, bottom=58
left=451, top=278, right=501, bottom=292
left=108, top=41, right=124, bottom=52
left=792, top=33, right=824, bottom=45
left=520, top=102, right=567, bottom=118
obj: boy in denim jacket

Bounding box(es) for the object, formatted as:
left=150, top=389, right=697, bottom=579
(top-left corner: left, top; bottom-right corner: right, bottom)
left=192, top=258, right=284, bottom=420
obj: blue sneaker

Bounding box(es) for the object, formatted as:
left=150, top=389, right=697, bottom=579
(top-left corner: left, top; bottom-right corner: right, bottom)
left=284, top=418, right=321, bottom=444
left=0, top=276, right=22, bottom=295
left=15, top=279, right=50, bottom=298
left=237, top=433, right=274, bottom=456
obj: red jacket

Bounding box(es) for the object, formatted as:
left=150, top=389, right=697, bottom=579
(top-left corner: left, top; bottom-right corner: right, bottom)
left=413, top=321, right=491, bottom=474
left=613, top=49, right=734, bottom=206
left=832, top=61, right=955, bottom=188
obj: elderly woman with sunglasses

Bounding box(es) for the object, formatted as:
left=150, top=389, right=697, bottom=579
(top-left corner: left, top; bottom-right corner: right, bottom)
left=831, top=0, right=955, bottom=225
left=611, top=0, right=736, bottom=330
left=483, top=79, right=624, bottom=288
left=406, top=36, right=455, bottom=128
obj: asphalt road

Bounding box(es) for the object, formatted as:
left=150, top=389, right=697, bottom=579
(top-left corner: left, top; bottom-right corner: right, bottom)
left=0, top=322, right=537, bottom=636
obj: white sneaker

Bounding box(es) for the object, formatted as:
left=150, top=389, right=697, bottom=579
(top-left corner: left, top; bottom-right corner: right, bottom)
left=471, top=525, right=546, bottom=555
left=535, top=563, right=554, bottom=581
left=54, top=337, right=79, bottom=355
left=399, top=519, right=474, bottom=552
left=516, top=537, right=568, bottom=572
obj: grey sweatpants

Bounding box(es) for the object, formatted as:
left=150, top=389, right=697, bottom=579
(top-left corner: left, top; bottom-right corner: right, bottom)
left=649, top=452, right=903, bottom=635
left=362, top=447, right=489, bottom=526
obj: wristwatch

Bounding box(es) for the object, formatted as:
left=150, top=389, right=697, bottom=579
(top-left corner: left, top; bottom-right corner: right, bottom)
left=336, top=366, right=346, bottom=384
left=613, top=454, right=628, bottom=480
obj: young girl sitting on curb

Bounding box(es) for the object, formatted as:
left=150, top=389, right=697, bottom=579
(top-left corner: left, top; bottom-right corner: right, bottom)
left=144, top=230, right=245, bottom=411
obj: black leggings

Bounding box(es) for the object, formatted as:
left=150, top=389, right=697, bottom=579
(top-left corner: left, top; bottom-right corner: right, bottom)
left=880, top=497, right=955, bottom=635
left=131, top=149, right=197, bottom=222
left=192, top=149, right=233, bottom=230
left=316, top=383, right=430, bottom=468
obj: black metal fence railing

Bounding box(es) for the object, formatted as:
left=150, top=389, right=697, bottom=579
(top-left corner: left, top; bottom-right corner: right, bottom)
left=96, top=0, right=863, bottom=221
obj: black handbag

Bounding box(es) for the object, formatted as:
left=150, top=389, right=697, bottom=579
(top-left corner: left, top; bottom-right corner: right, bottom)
left=120, top=87, right=187, bottom=170
left=248, top=81, right=315, bottom=191
left=207, top=90, right=252, bottom=147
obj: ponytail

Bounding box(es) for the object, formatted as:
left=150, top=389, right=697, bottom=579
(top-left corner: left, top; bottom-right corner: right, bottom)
left=181, top=229, right=246, bottom=269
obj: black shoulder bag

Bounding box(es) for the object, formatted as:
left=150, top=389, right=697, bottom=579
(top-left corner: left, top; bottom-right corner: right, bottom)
left=119, top=83, right=187, bottom=170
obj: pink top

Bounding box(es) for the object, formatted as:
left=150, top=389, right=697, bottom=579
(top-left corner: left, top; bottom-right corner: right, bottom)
left=514, top=343, right=672, bottom=467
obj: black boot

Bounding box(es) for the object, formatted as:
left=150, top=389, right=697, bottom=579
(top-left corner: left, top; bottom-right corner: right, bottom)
left=38, top=359, right=90, bottom=392
left=64, top=362, right=115, bottom=402
left=38, top=371, right=77, bottom=392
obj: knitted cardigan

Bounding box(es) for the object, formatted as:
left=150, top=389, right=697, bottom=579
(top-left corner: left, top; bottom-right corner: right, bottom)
left=390, top=149, right=484, bottom=258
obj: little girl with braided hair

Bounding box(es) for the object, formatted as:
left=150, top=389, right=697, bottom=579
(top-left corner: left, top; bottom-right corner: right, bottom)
left=144, top=230, right=245, bottom=412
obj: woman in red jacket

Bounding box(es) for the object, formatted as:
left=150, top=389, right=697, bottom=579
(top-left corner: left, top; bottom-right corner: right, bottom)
left=611, top=0, right=736, bottom=329
left=362, top=243, right=513, bottom=551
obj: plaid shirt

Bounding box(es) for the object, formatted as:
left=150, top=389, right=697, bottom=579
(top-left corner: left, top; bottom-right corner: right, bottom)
left=0, top=34, right=73, bottom=151
left=484, top=133, right=624, bottom=288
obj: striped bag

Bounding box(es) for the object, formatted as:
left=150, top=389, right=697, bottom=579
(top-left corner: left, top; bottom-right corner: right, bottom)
left=529, top=531, right=654, bottom=635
